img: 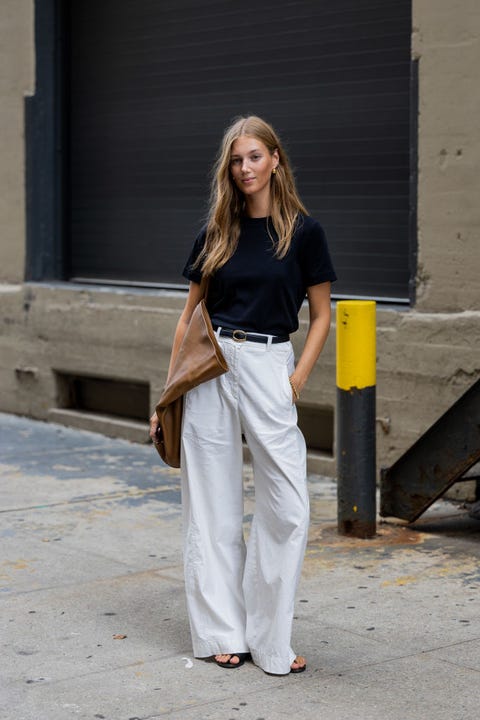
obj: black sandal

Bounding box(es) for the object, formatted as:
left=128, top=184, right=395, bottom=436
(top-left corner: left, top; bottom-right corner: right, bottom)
left=215, top=652, right=250, bottom=669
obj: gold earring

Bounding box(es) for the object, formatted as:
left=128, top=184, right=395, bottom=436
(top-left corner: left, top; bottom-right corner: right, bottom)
left=272, top=167, right=277, bottom=175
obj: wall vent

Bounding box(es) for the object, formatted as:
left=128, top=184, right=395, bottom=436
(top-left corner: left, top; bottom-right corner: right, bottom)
left=297, top=405, right=334, bottom=456
left=55, top=372, right=149, bottom=422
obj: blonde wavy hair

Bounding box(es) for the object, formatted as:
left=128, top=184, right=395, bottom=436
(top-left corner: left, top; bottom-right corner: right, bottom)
left=195, top=116, right=308, bottom=276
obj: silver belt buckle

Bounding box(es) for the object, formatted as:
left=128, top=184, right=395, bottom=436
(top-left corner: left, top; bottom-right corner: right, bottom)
left=232, top=329, right=247, bottom=342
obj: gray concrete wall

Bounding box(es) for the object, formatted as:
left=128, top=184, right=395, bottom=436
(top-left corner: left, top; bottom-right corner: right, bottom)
left=413, top=0, right=480, bottom=312
left=0, top=0, right=479, bottom=480
left=0, top=0, right=33, bottom=283
left=1, top=282, right=477, bottom=476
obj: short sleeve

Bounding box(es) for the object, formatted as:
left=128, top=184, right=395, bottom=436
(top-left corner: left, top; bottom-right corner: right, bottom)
left=300, top=219, right=337, bottom=287
left=182, top=227, right=207, bottom=284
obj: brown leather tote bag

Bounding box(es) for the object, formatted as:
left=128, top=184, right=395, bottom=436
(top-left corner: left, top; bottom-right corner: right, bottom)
left=154, top=281, right=228, bottom=467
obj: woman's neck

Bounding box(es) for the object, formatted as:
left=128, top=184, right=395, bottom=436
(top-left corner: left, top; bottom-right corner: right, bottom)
left=244, top=189, right=271, bottom=218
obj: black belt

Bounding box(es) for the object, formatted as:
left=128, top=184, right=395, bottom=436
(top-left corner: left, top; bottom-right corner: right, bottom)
left=214, top=326, right=289, bottom=344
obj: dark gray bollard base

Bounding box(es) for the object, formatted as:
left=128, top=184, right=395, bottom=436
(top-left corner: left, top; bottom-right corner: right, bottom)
left=337, top=385, right=376, bottom=538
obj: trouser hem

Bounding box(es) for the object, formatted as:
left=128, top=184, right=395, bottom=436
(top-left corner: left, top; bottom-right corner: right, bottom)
left=249, top=647, right=296, bottom=675
left=192, top=638, right=250, bottom=659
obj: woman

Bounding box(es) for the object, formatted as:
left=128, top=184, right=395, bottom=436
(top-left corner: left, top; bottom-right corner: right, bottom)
left=150, top=116, right=336, bottom=675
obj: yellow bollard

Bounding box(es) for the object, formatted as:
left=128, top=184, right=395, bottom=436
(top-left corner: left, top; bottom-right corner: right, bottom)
left=336, top=301, right=376, bottom=538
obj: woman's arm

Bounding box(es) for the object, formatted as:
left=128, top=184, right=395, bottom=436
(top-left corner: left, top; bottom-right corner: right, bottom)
left=149, top=281, right=203, bottom=440
left=289, top=282, right=332, bottom=401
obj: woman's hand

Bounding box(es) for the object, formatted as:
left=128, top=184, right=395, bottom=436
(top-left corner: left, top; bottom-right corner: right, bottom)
left=149, top=411, right=159, bottom=443
left=288, top=374, right=302, bottom=404
left=289, top=282, right=332, bottom=401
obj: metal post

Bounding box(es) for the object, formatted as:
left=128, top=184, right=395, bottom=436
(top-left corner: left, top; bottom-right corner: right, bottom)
left=336, top=300, right=376, bottom=538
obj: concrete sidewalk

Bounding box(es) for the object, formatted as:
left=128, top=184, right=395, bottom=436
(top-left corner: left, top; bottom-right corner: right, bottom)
left=1, top=412, right=479, bottom=720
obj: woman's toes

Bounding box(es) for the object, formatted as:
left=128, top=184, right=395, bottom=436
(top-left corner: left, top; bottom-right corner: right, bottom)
left=291, top=655, right=306, bottom=671
left=215, top=653, right=238, bottom=664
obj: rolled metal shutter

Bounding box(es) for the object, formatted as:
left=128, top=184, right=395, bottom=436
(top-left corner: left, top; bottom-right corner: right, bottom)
left=68, top=0, right=412, bottom=300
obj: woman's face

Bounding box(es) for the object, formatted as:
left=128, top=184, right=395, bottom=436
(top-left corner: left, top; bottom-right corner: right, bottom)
left=230, top=135, right=279, bottom=200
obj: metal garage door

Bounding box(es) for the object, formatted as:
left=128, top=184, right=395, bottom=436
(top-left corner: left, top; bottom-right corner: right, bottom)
left=68, top=0, right=413, bottom=301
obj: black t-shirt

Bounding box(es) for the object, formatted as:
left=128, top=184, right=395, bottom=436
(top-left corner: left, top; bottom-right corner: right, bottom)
left=182, top=214, right=337, bottom=335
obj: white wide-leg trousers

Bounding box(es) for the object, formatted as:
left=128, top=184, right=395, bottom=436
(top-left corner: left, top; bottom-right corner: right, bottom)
left=180, top=336, right=309, bottom=675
